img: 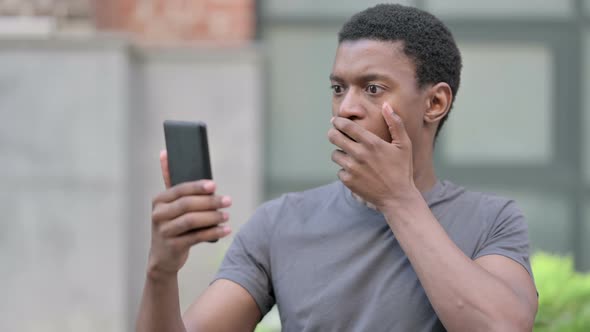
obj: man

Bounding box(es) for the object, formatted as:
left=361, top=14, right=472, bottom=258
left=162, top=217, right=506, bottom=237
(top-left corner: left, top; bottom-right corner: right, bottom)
left=137, top=4, right=538, bottom=332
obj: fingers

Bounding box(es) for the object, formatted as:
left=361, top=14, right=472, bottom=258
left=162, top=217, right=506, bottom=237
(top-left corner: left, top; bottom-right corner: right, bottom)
left=159, top=210, right=229, bottom=237
left=328, top=127, right=357, bottom=154
left=160, top=150, right=172, bottom=189
left=337, top=167, right=352, bottom=184
left=160, top=225, right=232, bottom=255
left=153, top=180, right=217, bottom=207
left=175, top=225, right=232, bottom=248
left=381, top=103, right=410, bottom=145
left=329, top=117, right=383, bottom=155
left=328, top=126, right=370, bottom=160
left=330, top=117, right=364, bottom=142
left=331, top=149, right=350, bottom=170
left=153, top=193, right=232, bottom=222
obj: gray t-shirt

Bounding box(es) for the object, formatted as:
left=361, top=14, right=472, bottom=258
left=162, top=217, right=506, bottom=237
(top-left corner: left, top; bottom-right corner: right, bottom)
left=214, top=180, right=533, bottom=331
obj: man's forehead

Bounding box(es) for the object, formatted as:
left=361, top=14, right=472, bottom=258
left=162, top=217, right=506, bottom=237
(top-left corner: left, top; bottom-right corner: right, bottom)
left=335, top=39, right=406, bottom=58
left=332, top=39, right=415, bottom=78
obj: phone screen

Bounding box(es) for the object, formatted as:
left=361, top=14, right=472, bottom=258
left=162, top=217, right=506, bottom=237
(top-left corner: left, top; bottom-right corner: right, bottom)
left=164, top=120, right=213, bottom=186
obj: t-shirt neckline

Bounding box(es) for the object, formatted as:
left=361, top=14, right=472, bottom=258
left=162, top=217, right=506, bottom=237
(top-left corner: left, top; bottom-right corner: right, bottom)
left=340, top=179, right=445, bottom=211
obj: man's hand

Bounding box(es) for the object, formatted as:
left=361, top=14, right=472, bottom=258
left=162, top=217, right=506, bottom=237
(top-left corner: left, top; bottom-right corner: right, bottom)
left=328, top=102, right=417, bottom=210
left=137, top=151, right=255, bottom=332
left=148, top=150, right=232, bottom=280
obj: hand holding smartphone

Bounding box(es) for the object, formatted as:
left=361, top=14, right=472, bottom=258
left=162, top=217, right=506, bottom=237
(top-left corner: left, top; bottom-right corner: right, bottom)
left=163, top=120, right=221, bottom=243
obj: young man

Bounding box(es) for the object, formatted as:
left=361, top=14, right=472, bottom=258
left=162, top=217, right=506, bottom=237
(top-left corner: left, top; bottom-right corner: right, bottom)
left=137, top=4, right=538, bottom=332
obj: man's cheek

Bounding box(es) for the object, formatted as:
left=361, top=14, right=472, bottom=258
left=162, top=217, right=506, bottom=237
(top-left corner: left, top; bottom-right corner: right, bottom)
left=331, top=103, right=340, bottom=117
left=375, top=122, right=392, bottom=142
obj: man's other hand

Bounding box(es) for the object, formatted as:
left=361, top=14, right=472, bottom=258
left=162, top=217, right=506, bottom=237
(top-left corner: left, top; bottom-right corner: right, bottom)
left=328, top=102, right=417, bottom=210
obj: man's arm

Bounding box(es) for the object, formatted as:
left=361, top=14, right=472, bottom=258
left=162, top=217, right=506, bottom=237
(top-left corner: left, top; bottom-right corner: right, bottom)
left=381, top=194, right=537, bottom=332
left=136, top=151, right=261, bottom=332
left=137, top=274, right=261, bottom=332
left=137, top=270, right=185, bottom=332
left=183, top=279, right=261, bottom=332
left=328, top=104, right=537, bottom=331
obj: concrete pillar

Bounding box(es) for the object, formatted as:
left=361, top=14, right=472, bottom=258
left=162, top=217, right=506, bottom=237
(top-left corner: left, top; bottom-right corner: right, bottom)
left=0, top=37, right=262, bottom=332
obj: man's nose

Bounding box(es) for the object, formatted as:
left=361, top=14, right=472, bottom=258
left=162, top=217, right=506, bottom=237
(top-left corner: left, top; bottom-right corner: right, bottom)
left=337, top=90, right=365, bottom=119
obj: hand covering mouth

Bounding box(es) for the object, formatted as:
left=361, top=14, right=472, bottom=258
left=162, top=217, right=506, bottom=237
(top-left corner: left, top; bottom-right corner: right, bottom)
left=339, top=129, right=357, bottom=142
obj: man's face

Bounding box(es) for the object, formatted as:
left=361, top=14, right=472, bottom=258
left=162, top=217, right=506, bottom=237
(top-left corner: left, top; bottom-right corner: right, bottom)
left=330, top=39, right=428, bottom=146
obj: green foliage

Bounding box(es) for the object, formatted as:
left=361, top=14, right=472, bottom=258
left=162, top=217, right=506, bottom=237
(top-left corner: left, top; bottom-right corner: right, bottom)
left=532, top=252, right=590, bottom=331
left=254, top=326, right=275, bottom=332
left=255, top=306, right=281, bottom=332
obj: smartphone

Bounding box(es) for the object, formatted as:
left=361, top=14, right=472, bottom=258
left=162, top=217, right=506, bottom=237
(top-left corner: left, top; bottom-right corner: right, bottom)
left=163, top=120, right=213, bottom=186
left=164, top=120, right=217, bottom=242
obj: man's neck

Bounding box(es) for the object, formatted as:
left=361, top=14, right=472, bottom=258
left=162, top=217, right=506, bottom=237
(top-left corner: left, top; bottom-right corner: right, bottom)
left=413, top=163, right=437, bottom=193
left=412, top=136, right=438, bottom=193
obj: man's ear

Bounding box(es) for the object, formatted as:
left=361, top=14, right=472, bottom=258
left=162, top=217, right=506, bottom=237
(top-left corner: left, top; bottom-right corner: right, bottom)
left=424, top=82, right=453, bottom=124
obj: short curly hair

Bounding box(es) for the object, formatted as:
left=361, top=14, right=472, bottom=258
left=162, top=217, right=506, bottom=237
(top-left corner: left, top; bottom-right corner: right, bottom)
left=338, top=4, right=462, bottom=139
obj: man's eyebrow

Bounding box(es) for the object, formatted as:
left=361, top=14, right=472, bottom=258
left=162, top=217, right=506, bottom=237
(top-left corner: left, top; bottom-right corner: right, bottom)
left=358, top=73, right=390, bottom=82
left=329, top=73, right=392, bottom=82
left=329, top=74, right=342, bottom=82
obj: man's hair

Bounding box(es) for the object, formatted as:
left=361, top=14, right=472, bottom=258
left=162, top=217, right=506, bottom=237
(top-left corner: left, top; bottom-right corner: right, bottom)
left=338, top=4, right=462, bottom=139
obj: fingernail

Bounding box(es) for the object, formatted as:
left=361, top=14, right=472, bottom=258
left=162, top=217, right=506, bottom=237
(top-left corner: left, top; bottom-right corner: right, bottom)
left=222, top=212, right=229, bottom=221
left=222, top=196, right=232, bottom=206
left=330, top=116, right=335, bottom=123
left=203, top=181, right=215, bottom=191
left=385, top=103, right=395, bottom=113
left=222, top=225, right=232, bottom=235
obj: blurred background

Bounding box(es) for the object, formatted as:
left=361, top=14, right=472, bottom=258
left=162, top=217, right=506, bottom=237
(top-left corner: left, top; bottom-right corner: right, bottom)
left=0, top=0, right=589, bottom=331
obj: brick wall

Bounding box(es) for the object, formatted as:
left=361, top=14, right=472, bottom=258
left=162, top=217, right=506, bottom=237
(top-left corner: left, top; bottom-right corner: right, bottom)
left=0, top=0, right=255, bottom=43
left=95, top=0, right=255, bottom=43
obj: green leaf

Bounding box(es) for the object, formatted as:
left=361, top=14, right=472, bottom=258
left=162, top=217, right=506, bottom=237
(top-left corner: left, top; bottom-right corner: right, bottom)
left=532, top=252, right=590, bottom=331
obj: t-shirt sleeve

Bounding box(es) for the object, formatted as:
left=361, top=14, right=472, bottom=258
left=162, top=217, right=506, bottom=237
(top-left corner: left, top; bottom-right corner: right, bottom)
left=473, top=199, right=534, bottom=278
left=213, top=204, right=275, bottom=316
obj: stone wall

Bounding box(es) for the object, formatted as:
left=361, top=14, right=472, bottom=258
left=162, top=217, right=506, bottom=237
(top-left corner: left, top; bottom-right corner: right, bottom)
left=0, top=36, right=262, bottom=332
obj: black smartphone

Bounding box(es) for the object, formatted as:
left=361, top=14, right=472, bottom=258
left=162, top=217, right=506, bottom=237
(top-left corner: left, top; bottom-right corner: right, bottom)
left=163, top=120, right=213, bottom=186
left=164, top=120, right=217, bottom=242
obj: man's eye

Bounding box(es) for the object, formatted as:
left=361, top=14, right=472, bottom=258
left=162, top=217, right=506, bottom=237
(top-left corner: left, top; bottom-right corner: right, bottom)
left=366, top=84, right=380, bottom=94
left=331, top=85, right=343, bottom=94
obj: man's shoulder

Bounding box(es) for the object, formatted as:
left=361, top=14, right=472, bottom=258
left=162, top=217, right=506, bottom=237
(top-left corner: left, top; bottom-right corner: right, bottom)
left=237, top=181, right=344, bottom=241
left=261, top=181, right=342, bottom=210
left=434, top=181, right=528, bottom=260
left=436, top=180, right=524, bottom=222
